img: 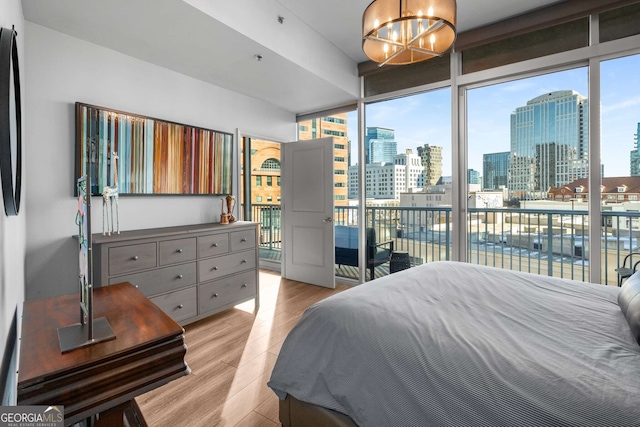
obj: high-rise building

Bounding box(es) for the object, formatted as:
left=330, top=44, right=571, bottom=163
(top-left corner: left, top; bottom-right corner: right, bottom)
left=483, top=151, right=510, bottom=190
left=366, top=127, right=397, bottom=164
left=417, top=144, right=443, bottom=186
left=467, top=169, right=481, bottom=185
left=298, top=114, right=349, bottom=205
left=348, top=150, right=424, bottom=200
left=631, top=123, right=640, bottom=176
left=394, top=149, right=425, bottom=192
left=509, top=90, right=589, bottom=199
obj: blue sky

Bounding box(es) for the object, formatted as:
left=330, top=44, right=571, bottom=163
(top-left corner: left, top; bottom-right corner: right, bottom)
left=347, top=53, right=640, bottom=178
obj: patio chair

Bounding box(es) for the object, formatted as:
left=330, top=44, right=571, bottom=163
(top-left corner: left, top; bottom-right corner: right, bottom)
left=335, top=226, right=394, bottom=280
left=615, top=252, right=640, bottom=286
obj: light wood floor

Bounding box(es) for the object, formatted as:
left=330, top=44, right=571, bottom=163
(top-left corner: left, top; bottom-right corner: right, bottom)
left=136, top=270, right=349, bottom=427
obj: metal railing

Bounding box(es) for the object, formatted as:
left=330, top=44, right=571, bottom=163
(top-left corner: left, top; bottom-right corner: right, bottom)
left=249, top=203, right=640, bottom=286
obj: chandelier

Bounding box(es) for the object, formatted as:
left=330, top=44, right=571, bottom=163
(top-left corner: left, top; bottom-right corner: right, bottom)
left=362, top=0, right=457, bottom=66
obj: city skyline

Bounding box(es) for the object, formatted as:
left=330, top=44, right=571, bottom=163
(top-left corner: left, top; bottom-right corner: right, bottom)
left=346, top=54, right=640, bottom=180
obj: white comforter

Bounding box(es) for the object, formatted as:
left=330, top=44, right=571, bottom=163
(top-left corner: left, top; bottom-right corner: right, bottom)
left=268, top=261, right=640, bottom=426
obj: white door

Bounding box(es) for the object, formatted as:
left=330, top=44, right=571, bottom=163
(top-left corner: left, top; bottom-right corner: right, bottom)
left=282, top=137, right=335, bottom=288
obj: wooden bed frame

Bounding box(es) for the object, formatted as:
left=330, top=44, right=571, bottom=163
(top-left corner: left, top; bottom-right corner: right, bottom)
left=279, top=395, right=358, bottom=427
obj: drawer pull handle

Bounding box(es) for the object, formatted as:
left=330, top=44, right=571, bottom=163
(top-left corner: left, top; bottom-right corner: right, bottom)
left=242, top=284, right=248, bottom=288
left=241, top=259, right=247, bottom=264
left=177, top=248, right=183, bottom=253
left=177, top=304, right=184, bottom=309
left=135, top=285, right=139, bottom=288
left=212, top=243, right=218, bottom=247
left=177, top=274, right=183, bottom=279
left=132, top=256, right=139, bottom=261
left=212, top=266, right=218, bottom=271
left=213, top=293, right=219, bottom=298
left=241, top=238, right=247, bottom=242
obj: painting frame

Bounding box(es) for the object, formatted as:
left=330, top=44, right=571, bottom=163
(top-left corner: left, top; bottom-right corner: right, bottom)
left=75, top=102, right=233, bottom=196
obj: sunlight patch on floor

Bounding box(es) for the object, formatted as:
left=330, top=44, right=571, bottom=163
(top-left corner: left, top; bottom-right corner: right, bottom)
left=220, top=271, right=284, bottom=425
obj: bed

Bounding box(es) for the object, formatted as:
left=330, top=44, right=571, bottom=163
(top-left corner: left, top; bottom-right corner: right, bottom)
left=267, top=261, right=640, bottom=427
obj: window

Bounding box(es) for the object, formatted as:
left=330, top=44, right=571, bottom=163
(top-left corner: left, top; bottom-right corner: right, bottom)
left=261, top=158, right=281, bottom=170
left=256, top=196, right=262, bottom=202
left=277, top=176, right=281, bottom=186
left=324, top=116, right=346, bottom=124
left=267, top=176, right=273, bottom=186
left=468, top=67, right=588, bottom=277
left=324, top=130, right=345, bottom=137
left=267, top=196, right=272, bottom=202
left=601, top=53, right=640, bottom=284
left=256, top=176, right=262, bottom=186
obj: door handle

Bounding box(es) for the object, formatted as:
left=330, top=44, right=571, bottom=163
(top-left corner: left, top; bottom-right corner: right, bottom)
left=322, top=217, right=333, bottom=223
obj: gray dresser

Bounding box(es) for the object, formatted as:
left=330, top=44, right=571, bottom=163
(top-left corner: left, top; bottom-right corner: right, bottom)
left=92, top=221, right=259, bottom=325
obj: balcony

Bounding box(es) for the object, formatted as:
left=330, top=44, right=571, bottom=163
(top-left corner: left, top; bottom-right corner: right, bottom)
left=250, top=204, right=640, bottom=286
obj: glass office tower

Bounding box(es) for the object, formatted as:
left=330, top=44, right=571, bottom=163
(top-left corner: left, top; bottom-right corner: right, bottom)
left=483, top=151, right=510, bottom=190
left=365, top=127, right=397, bottom=164
left=509, top=90, right=589, bottom=199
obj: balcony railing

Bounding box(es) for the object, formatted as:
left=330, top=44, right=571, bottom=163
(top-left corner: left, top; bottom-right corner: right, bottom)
left=249, top=203, right=640, bottom=286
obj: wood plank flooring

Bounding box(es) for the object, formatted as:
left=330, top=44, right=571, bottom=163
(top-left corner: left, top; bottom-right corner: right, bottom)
left=136, top=270, right=349, bottom=426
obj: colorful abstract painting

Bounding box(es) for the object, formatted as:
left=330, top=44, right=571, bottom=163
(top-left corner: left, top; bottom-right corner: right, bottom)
left=75, top=103, right=233, bottom=195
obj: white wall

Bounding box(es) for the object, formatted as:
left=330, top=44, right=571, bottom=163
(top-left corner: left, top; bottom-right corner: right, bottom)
left=0, top=0, right=25, bottom=404
left=24, top=22, right=296, bottom=300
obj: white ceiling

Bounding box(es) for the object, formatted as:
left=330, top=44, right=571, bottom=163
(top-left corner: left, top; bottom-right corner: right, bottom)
left=21, top=0, right=565, bottom=115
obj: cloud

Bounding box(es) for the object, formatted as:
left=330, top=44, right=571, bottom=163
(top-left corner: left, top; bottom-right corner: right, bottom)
left=601, top=96, right=640, bottom=114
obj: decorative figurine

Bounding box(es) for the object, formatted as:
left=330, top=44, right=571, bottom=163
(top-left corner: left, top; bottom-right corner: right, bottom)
left=226, top=194, right=236, bottom=222
left=102, top=152, right=120, bottom=235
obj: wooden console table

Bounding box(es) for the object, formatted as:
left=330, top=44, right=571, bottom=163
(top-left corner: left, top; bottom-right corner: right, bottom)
left=17, top=282, right=190, bottom=426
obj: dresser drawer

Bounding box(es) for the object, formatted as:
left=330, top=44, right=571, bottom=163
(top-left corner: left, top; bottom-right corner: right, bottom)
left=159, top=237, right=196, bottom=266
left=109, top=243, right=157, bottom=275
left=198, top=233, right=229, bottom=258
left=198, top=271, right=257, bottom=314
left=108, top=262, right=196, bottom=297
left=230, top=229, right=257, bottom=252
left=198, top=250, right=256, bottom=282
left=150, top=287, right=197, bottom=323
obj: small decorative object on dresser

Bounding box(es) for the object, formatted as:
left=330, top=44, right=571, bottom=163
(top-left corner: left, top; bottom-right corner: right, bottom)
left=91, top=221, right=259, bottom=324
left=226, top=194, right=236, bottom=222
left=220, top=199, right=229, bottom=224
left=102, top=151, right=120, bottom=236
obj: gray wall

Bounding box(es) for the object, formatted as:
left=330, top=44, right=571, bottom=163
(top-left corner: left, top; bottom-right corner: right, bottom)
left=24, top=22, right=296, bottom=300
left=0, top=0, right=25, bottom=404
